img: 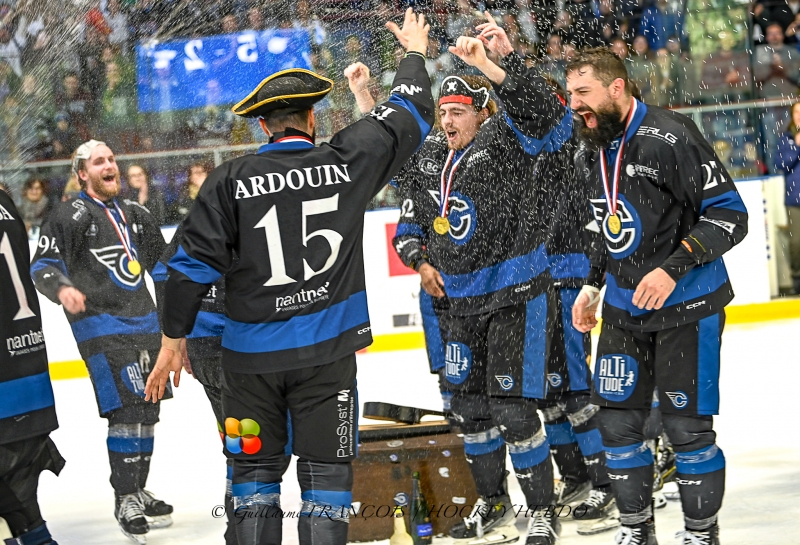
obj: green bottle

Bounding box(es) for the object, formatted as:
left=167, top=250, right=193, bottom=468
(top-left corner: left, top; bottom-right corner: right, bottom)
left=410, top=472, right=433, bottom=544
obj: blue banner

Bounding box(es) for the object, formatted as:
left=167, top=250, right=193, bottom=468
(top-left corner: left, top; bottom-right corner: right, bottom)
left=136, top=29, right=313, bottom=113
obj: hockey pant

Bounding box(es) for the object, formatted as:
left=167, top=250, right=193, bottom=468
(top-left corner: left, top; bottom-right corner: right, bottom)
left=0, top=435, right=64, bottom=544
left=540, top=392, right=609, bottom=489
left=596, top=408, right=724, bottom=530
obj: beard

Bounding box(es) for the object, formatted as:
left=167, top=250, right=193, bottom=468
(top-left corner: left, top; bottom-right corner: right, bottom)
left=574, top=100, right=627, bottom=151
left=88, top=172, right=121, bottom=201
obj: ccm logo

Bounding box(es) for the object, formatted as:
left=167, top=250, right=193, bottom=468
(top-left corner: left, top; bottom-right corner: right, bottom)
left=514, top=284, right=531, bottom=293
left=686, top=301, right=706, bottom=310
left=357, top=327, right=372, bottom=335
left=609, top=473, right=629, bottom=480
left=676, top=479, right=702, bottom=486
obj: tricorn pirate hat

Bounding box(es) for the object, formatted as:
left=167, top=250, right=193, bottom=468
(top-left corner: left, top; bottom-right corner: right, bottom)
left=439, top=75, right=490, bottom=109
left=232, top=69, right=334, bottom=118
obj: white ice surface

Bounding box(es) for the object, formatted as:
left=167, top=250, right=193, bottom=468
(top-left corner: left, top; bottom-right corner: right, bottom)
left=34, top=319, right=800, bottom=544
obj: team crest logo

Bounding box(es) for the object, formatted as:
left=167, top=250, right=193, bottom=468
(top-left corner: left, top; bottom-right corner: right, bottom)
left=445, top=342, right=472, bottom=384
left=589, top=195, right=642, bottom=259
left=594, top=353, right=638, bottom=402
left=121, top=361, right=146, bottom=397
left=547, top=373, right=563, bottom=387
left=428, top=190, right=477, bottom=245
left=495, top=375, right=514, bottom=391
left=90, top=245, right=142, bottom=290
left=665, top=391, right=689, bottom=409
left=418, top=157, right=440, bottom=176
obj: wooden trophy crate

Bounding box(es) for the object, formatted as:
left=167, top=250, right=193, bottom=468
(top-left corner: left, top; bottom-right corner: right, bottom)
left=348, top=421, right=478, bottom=542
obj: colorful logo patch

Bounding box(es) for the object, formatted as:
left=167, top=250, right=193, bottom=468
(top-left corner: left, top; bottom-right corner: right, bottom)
left=594, top=353, right=638, bottom=402
left=445, top=342, right=472, bottom=385
left=121, top=362, right=146, bottom=397
left=224, top=417, right=262, bottom=455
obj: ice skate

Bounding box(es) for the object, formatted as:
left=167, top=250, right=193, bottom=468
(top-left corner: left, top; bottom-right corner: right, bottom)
left=449, top=495, right=519, bottom=544
left=524, top=508, right=560, bottom=545
left=138, top=489, right=173, bottom=529
left=614, top=520, right=658, bottom=545
left=652, top=493, right=667, bottom=510
left=574, top=488, right=619, bottom=535
left=675, top=524, right=720, bottom=545
left=116, top=493, right=148, bottom=544
left=554, top=478, right=591, bottom=507
left=654, top=438, right=676, bottom=492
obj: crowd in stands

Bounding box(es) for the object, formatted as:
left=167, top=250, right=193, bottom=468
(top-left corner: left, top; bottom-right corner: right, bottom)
left=3, top=0, right=800, bottom=224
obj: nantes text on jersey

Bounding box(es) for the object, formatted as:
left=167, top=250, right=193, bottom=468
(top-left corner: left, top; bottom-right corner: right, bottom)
left=582, top=100, right=748, bottom=331
left=0, top=190, right=58, bottom=444
left=392, top=64, right=572, bottom=316
left=162, top=55, right=434, bottom=374
left=31, top=192, right=166, bottom=356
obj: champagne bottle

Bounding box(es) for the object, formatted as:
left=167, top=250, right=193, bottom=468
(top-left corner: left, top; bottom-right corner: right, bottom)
left=389, top=506, right=413, bottom=545
left=410, top=472, right=433, bottom=544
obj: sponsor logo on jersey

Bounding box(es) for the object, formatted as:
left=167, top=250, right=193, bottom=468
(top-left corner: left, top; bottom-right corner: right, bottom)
left=6, top=329, right=45, bottom=357
left=594, top=354, right=638, bottom=402
left=71, top=199, right=87, bottom=221
left=665, top=390, right=689, bottom=409
left=466, top=148, right=490, bottom=166
left=90, top=245, right=142, bottom=290
left=224, top=417, right=262, bottom=455
left=85, top=223, right=98, bottom=237
left=590, top=195, right=642, bottom=259
left=121, top=361, right=146, bottom=397
left=495, top=375, right=514, bottom=391
left=204, top=285, right=218, bottom=302
left=699, top=216, right=736, bottom=234
left=685, top=300, right=706, bottom=310
left=547, top=373, right=563, bottom=387
left=428, top=190, right=477, bottom=245
left=234, top=164, right=351, bottom=199
left=445, top=342, right=472, bottom=385
left=391, top=84, right=422, bottom=96
left=625, top=163, right=659, bottom=179
left=418, top=157, right=440, bottom=176
left=369, top=105, right=395, bottom=121
left=336, top=388, right=355, bottom=458
left=275, top=282, right=330, bottom=312
left=636, top=126, right=678, bottom=145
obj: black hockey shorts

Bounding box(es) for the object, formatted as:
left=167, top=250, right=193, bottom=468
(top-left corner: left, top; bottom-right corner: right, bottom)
left=82, top=348, right=170, bottom=424
left=438, top=292, right=552, bottom=399
left=591, top=312, right=725, bottom=416
left=544, top=287, right=592, bottom=398
left=222, top=355, right=357, bottom=463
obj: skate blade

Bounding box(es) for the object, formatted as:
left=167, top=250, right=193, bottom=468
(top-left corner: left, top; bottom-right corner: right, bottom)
left=464, top=526, right=520, bottom=544
left=576, top=515, right=620, bottom=536
left=653, top=494, right=667, bottom=510
left=120, top=528, right=147, bottom=544
left=146, top=515, right=173, bottom=529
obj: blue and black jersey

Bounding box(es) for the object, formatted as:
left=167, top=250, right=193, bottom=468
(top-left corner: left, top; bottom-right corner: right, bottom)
left=393, top=63, right=571, bottom=316
left=0, top=190, right=58, bottom=444
left=161, top=55, right=435, bottom=374
left=581, top=100, right=748, bottom=331
left=30, top=192, right=166, bottom=357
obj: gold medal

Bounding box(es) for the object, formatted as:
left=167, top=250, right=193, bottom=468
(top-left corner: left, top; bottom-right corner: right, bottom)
left=128, top=260, right=142, bottom=276
left=433, top=216, right=450, bottom=235
left=608, top=215, right=622, bottom=235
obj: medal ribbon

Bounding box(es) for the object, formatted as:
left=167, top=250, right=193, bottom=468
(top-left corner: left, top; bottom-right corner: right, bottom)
left=89, top=195, right=137, bottom=266
left=439, top=145, right=472, bottom=218
left=599, top=97, right=638, bottom=217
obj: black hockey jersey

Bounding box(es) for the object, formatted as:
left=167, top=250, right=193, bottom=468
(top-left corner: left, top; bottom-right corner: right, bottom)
left=31, top=191, right=166, bottom=357
left=153, top=223, right=225, bottom=361
left=0, top=191, right=58, bottom=444
left=162, top=55, right=434, bottom=373
left=393, top=68, right=571, bottom=315
left=581, top=100, right=748, bottom=331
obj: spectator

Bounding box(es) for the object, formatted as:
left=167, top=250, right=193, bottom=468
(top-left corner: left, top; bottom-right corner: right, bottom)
left=171, top=162, right=208, bottom=222
left=597, top=0, right=620, bottom=43
left=629, top=34, right=659, bottom=103
left=639, top=0, right=684, bottom=51
left=16, top=73, right=54, bottom=160
left=293, top=0, right=327, bottom=46
left=699, top=30, right=751, bottom=104
left=54, top=72, right=94, bottom=140
left=425, top=38, right=452, bottom=97
left=125, top=164, right=167, bottom=226
left=52, top=112, right=82, bottom=159
left=100, top=61, right=136, bottom=151
left=187, top=79, right=235, bottom=147
left=566, top=0, right=605, bottom=47
left=103, top=0, right=129, bottom=48
left=245, top=6, right=267, bottom=31
left=539, top=33, right=566, bottom=87
left=610, top=35, right=630, bottom=60
left=774, top=100, right=800, bottom=293
left=61, top=174, right=81, bottom=202
left=756, top=0, right=800, bottom=40
left=0, top=10, right=28, bottom=77
left=18, top=177, right=49, bottom=235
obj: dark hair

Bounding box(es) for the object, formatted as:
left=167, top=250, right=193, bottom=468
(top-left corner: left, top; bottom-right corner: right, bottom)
left=565, top=46, right=632, bottom=96
left=261, top=109, right=312, bottom=133
left=187, top=161, right=210, bottom=177
left=23, top=177, right=48, bottom=196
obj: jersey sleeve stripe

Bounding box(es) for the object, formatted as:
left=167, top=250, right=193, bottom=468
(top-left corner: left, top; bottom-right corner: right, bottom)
left=222, top=291, right=369, bottom=353
left=387, top=94, right=432, bottom=149
left=503, top=109, right=573, bottom=156
left=699, top=190, right=747, bottom=214
left=168, top=245, right=223, bottom=284
left=151, top=261, right=169, bottom=282
left=394, top=222, right=425, bottom=238
left=440, top=244, right=549, bottom=298
left=188, top=311, right=225, bottom=339
left=30, top=257, right=68, bottom=278
left=0, top=372, right=55, bottom=420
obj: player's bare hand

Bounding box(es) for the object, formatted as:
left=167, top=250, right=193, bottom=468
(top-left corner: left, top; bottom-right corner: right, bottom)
left=476, top=11, right=514, bottom=57
left=386, top=8, right=429, bottom=55
left=180, top=338, right=193, bottom=377
left=344, top=62, right=371, bottom=94
left=58, top=286, right=86, bottom=314
left=419, top=263, right=446, bottom=298
left=632, top=268, right=676, bottom=311
left=449, top=36, right=488, bottom=67
left=144, top=335, right=184, bottom=402
left=572, top=285, right=600, bottom=333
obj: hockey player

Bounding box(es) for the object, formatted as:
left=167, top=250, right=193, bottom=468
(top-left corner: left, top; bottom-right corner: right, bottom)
left=30, top=140, right=171, bottom=545
left=0, top=189, right=64, bottom=545
left=144, top=9, right=434, bottom=545
left=392, top=29, right=571, bottom=545
left=566, top=48, right=748, bottom=545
